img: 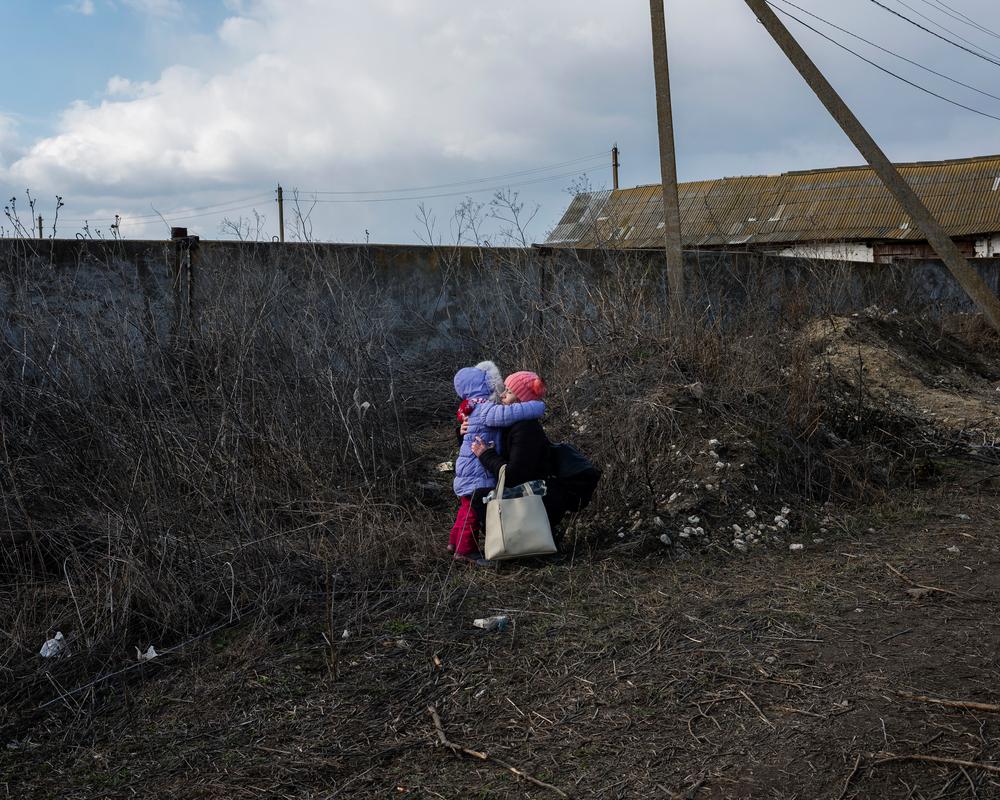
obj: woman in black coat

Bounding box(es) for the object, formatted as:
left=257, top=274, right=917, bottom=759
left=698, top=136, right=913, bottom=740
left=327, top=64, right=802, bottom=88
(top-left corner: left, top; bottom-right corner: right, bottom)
left=469, top=371, right=574, bottom=539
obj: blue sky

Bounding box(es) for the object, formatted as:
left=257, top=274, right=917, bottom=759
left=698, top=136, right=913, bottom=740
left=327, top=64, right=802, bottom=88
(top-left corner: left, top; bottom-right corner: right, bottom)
left=3, top=2, right=228, bottom=139
left=2, top=0, right=1000, bottom=243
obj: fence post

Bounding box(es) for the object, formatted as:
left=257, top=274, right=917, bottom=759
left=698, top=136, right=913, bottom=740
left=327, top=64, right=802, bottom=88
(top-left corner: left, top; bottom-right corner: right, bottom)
left=277, top=185, right=285, bottom=243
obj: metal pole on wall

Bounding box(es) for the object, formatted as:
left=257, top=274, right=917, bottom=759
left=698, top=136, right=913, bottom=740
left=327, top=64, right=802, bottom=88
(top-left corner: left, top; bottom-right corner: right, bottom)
left=649, top=0, right=685, bottom=315
left=744, top=0, right=1000, bottom=333
left=277, top=185, right=285, bottom=243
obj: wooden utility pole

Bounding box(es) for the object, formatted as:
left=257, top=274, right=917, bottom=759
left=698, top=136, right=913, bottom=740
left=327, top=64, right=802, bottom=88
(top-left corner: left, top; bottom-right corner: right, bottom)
left=649, top=0, right=685, bottom=315
left=276, top=185, right=285, bottom=243
left=612, top=144, right=620, bottom=191
left=744, top=0, right=1000, bottom=332
left=37, top=216, right=43, bottom=239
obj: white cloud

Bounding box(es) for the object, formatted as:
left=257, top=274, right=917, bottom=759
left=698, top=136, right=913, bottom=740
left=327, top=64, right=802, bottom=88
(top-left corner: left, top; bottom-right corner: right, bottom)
left=0, top=115, right=21, bottom=173
left=10, top=0, right=657, bottom=196
left=7, top=0, right=1000, bottom=241
left=67, top=0, right=96, bottom=15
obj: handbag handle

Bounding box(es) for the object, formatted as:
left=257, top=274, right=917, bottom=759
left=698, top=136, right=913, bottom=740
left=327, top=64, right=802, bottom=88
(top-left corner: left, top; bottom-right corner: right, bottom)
left=495, top=464, right=508, bottom=500
left=494, top=465, right=508, bottom=553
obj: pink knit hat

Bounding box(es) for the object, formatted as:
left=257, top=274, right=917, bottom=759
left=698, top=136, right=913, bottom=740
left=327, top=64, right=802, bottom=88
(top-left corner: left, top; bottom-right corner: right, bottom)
left=505, top=371, right=547, bottom=402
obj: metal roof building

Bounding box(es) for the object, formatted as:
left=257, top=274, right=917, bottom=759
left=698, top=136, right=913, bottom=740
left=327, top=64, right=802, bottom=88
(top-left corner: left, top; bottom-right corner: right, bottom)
left=545, top=154, right=1000, bottom=263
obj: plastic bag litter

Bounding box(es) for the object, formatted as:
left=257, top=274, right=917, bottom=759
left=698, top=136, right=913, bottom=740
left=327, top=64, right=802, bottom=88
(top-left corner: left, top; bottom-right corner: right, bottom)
left=135, top=645, right=159, bottom=662
left=473, top=615, right=510, bottom=632
left=39, top=632, right=67, bottom=658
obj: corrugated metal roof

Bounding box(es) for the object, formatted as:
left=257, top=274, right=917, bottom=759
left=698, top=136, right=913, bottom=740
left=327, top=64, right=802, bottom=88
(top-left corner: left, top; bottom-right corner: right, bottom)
left=544, top=154, right=1000, bottom=248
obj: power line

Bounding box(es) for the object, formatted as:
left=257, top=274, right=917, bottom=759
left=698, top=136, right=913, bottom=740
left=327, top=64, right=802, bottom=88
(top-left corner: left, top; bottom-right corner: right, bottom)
left=865, top=0, right=1000, bottom=68
left=53, top=151, right=613, bottom=227
left=891, top=0, right=1000, bottom=57
left=118, top=201, right=267, bottom=227
left=58, top=192, right=273, bottom=225
left=301, top=166, right=603, bottom=204
left=771, top=3, right=1000, bottom=121
left=299, top=152, right=608, bottom=196
left=914, top=0, right=1000, bottom=41
left=771, top=0, right=1000, bottom=103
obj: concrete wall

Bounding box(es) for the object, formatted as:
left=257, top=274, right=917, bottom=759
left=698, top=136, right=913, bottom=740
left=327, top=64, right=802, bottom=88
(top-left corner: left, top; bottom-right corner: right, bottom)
left=1, top=238, right=998, bottom=370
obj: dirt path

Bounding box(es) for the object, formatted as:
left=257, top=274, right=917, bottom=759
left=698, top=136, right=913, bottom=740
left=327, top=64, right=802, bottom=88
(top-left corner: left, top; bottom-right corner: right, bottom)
left=5, top=486, right=1000, bottom=799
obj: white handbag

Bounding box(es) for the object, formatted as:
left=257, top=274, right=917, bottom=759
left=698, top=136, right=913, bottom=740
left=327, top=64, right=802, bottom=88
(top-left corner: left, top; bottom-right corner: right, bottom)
left=484, top=465, right=557, bottom=561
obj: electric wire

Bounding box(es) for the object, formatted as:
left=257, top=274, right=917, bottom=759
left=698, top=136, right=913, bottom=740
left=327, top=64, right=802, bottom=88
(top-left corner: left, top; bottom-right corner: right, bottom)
left=299, top=152, right=608, bottom=195
left=771, top=3, right=1000, bottom=121
left=892, top=0, right=1000, bottom=56
left=931, top=0, right=1000, bottom=38
left=865, top=0, right=1000, bottom=68
left=57, top=193, right=273, bottom=225
left=771, top=0, right=1000, bottom=103
left=302, top=166, right=604, bottom=204
left=53, top=150, right=611, bottom=227
left=913, top=0, right=1000, bottom=41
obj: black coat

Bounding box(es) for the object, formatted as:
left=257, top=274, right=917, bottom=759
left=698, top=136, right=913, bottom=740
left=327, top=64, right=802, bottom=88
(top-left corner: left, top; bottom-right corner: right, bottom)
left=477, top=419, right=551, bottom=488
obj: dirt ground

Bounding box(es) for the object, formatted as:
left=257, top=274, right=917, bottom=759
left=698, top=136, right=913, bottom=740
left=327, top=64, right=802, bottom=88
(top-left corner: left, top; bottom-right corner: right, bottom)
left=5, top=466, right=1000, bottom=800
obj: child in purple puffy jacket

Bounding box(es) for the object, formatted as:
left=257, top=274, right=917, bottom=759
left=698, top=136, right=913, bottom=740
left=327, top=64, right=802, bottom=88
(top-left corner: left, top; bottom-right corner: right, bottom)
left=451, top=364, right=545, bottom=564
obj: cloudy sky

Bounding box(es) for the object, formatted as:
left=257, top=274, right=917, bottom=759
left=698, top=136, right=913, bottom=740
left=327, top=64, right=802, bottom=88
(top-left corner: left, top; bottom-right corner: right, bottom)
left=2, top=0, right=1000, bottom=243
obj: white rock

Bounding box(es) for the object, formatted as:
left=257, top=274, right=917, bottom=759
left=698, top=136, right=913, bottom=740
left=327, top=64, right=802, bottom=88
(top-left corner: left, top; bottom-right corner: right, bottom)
left=746, top=510, right=757, bottom=520
left=715, top=462, right=725, bottom=470
left=732, top=524, right=743, bottom=535
left=733, top=539, right=748, bottom=553
left=956, top=513, right=971, bottom=521
left=781, top=506, right=791, bottom=515
left=688, top=516, right=700, bottom=524
left=668, top=492, right=680, bottom=503
left=708, top=439, right=721, bottom=448
left=789, top=543, right=805, bottom=551
left=659, top=533, right=672, bottom=546
left=947, top=545, right=960, bottom=554
left=694, top=527, right=705, bottom=536
left=654, top=516, right=665, bottom=528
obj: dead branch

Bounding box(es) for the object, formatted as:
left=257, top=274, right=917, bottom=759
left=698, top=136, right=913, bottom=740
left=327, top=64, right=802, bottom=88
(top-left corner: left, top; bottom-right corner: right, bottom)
left=426, top=705, right=570, bottom=798
left=884, top=563, right=961, bottom=598
left=739, top=689, right=775, bottom=728
left=873, top=754, right=1000, bottom=775
left=896, top=692, right=1000, bottom=714
left=837, top=753, right=862, bottom=800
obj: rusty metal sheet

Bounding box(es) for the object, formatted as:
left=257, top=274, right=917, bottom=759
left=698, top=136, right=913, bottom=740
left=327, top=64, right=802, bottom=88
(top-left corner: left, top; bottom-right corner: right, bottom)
left=545, top=154, right=1000, bottom=249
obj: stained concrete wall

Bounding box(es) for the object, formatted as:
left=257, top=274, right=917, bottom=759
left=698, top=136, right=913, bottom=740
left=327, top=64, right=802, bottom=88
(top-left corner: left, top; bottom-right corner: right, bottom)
left=1, top=238, right=997, bottom=368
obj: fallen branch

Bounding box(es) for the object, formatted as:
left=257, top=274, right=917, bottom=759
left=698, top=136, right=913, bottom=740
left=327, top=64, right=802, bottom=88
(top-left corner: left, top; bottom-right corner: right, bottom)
left=874, top=754, right=1000, bottom=776
left=739, top=689, right=775, bottom=729
left=896, top=691, right=1000, bottom=714
left=426, top=705, right=570, bottom=798
left=837, top=753, right=862, bottom=800
left=884, top=563, right=960, bottom=598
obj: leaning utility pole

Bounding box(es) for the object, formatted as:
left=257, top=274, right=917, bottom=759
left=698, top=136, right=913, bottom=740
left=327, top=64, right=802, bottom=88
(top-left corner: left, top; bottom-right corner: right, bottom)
left=744, top=0, right=1000, bottom=332
left=649, top=0, right=686, bottom=314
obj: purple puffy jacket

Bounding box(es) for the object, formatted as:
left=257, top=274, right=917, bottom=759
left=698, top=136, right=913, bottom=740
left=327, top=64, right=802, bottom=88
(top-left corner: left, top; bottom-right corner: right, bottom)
left=452, top=367, right=545, bottom=497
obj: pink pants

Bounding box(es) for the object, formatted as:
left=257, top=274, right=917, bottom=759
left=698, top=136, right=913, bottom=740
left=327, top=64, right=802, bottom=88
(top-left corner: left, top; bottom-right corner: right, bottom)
left=449, top=496, right=479, bottom=556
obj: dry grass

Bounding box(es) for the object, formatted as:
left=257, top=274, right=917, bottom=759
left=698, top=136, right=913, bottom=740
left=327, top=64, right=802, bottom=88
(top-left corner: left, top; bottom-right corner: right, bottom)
left=1, top=242, right=997, bottom=771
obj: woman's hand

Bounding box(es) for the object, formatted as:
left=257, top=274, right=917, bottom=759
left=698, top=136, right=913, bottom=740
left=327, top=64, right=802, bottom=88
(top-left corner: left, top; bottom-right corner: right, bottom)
left=470, top=435, right=494, bottom=458
left=460, top=419, right=470, bottom=436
